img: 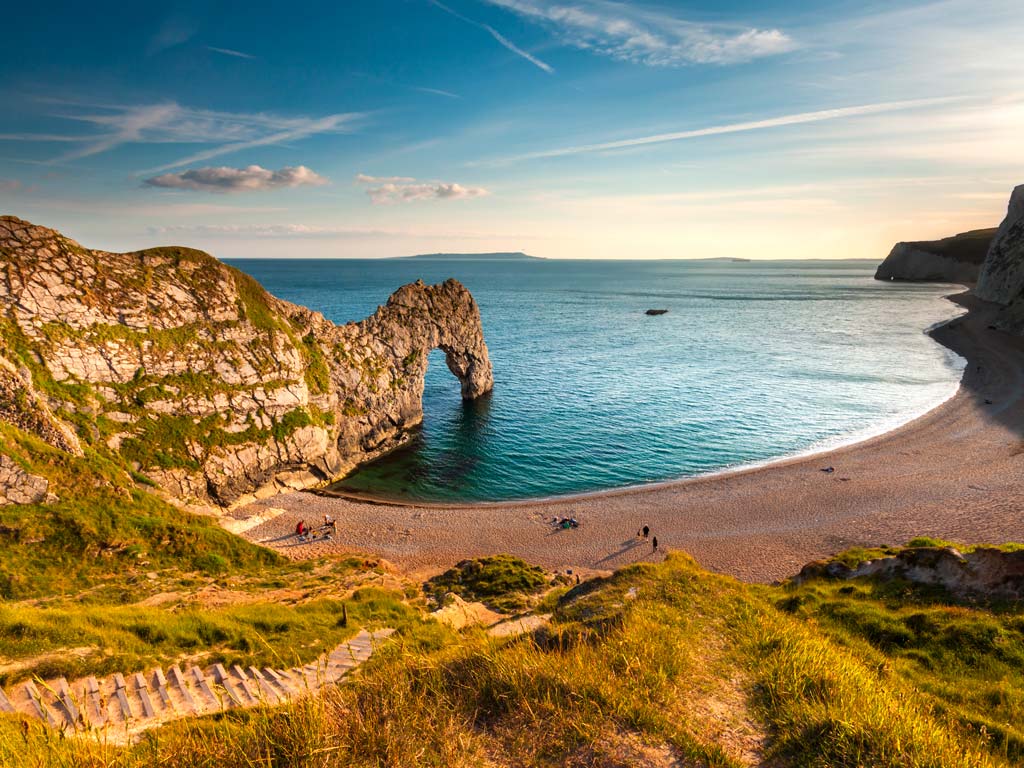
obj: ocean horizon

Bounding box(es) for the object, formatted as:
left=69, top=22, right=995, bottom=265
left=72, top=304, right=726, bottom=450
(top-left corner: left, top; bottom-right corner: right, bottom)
left=228, top=257, right=967, bottom=503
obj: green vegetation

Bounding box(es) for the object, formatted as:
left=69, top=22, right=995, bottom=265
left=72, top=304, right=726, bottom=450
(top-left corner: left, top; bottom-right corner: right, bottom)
left=1, top=550, right=1019, bottom=767
left=773, top=566, right=1024, bottom=760
left=0, top=584, right=420, bottom=686
left=0, top=423, right=279, bottom=599
left=425, top=555, right=553, bottom=612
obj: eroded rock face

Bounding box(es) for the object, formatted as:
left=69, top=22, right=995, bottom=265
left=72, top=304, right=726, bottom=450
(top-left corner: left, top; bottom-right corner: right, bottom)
left=795, top=546, right=1024, bottom=600
left=977, top=184, right=1024, bottom=306
left=0, top=215, right=493, bottom=506
left=874, top=229, right=994, bottom=283
left=0, top=454, right=50, bottom=506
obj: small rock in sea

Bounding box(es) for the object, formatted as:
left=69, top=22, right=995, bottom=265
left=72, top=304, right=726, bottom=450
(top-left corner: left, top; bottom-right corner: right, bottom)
left=985, top=399, right=993, bottom=404
left=645, top=309, right=669, bottom=316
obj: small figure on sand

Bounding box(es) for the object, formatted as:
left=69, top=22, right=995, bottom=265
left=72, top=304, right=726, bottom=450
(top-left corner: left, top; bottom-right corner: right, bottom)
left=323, top=514, right=336, bottom=533
left=642, top=525, right=650, bottom=540
left=652, top=536, right=659, bottom=553
left=295, top=520, right=307, bottom=537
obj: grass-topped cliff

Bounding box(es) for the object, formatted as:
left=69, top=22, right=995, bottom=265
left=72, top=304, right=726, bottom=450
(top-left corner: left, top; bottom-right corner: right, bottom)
left=0, top=215, right=492, bottom=509
left=1, top=546, right=1020, bottom=767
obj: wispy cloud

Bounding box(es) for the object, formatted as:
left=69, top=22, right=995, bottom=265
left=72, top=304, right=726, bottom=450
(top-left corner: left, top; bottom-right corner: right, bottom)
left=413, top=86, right=461, bottom=99
left=207, top=45, right=257, bottom=59
left=355, top=173, right=417, bottom=183
left=484, top=0, right=795, bottom=65
left=355, top=172, right=489, bottom=204
left=430, top=0, right=554, bottom=74
left=147, top=17, right=195, bottom=56
left=482, top=97, right=960, bottom=164
left=6, top=101, right=362, bottom=170
left=144, top=164, right=328, bottom=193
left=147, top=223, right=392, bottom=238
left=0, top=179, right=23, bottom=193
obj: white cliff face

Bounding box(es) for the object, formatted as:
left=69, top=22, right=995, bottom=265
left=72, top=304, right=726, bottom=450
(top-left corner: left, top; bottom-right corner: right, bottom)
left=0, top=216, right=493, bottom=507
left=976, top=184, right=1024, bottom=305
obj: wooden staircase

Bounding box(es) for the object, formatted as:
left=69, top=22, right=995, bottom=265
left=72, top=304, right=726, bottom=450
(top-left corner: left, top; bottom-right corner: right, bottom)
left=0, top=628, right=394, bottom=741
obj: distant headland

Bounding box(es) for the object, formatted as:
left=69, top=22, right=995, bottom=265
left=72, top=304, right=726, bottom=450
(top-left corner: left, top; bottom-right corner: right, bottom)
left=397, top=251, right=543, bottom=261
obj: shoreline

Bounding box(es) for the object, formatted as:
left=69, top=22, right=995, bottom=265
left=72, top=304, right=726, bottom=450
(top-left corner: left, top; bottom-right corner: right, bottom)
left=319, top=290, right=969, bottom=510
left=239, top=289, right=1024, bottom=583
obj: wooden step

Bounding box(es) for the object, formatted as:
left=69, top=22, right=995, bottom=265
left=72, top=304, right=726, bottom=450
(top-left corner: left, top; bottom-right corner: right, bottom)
left=24, top=681, right=57, bottom=727
left=0, top=685, right=16, bottom=714
left=210, top=664, right=243, bottom=708
left=247, top=667, right=282, bottom=703
left=168, top=665, right=198, bottom=713
left=54, top=677, right=81, bottom=728
left=189, top=667, right=219, bottom=711
left=152, top=669, right=173, bottom=712
left=85, top=676, right=106, bottom=726
left=112, top=673, right=133, bottom=722
left=230, top=665, right=259, bottom=704
left=133, top=673, right=156, bottom=719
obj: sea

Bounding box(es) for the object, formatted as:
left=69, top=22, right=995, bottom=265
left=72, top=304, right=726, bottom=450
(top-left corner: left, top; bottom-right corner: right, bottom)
left=226, top=257, right=966, bottom=503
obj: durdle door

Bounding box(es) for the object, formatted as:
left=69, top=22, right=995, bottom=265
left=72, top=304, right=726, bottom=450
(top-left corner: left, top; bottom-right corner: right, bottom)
left=0, top=215, right=493, bottom=508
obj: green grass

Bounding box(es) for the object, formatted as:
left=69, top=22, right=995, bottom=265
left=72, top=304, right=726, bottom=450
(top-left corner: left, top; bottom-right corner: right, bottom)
left=773, top=573, right=1024, bottom=760
left=0, top=586, right=420, bottom=685
left=2, top=551, right=1015, bottom=767
left=425, top=555, right=554, bottom=612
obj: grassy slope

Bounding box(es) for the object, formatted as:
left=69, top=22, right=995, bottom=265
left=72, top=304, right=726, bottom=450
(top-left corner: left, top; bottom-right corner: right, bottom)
left=905, top=228, right=998, bottom=265
left=3, top=549, right=1019, bottom=768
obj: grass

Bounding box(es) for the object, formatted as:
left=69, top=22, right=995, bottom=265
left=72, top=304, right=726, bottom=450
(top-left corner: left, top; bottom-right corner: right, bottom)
left=0, top=585, right=420, bottom=685
left=2, top=550, right=1016, bottom=767
left=425, top=555, right=555, bottom=612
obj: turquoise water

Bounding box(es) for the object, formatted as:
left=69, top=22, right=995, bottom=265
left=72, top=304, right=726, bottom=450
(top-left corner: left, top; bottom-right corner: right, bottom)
left=228, top=258, right=965, bottom=502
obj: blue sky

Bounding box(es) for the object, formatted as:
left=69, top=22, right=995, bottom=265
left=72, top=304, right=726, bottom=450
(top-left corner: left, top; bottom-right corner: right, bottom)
left=1, top=0, right=1022, bottom=258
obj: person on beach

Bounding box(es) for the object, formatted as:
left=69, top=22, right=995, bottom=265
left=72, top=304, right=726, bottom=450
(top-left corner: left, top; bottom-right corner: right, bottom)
left=323, top=514, right=336, bottom=533
left=642, top=525, right=650, bottom=540
left=295, top=520, right=306, bottom=537
left=652, top=536, right=659, bottom=553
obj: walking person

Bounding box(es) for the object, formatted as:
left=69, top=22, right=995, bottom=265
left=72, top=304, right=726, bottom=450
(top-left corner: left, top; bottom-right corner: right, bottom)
left=652, top=536, right=659, bottom=553
left=642, top=525, right=650, bottom=540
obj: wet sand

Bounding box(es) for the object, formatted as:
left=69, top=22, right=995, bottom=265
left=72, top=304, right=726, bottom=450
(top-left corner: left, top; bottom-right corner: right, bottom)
left=238, top=292, right=1024, bottom=583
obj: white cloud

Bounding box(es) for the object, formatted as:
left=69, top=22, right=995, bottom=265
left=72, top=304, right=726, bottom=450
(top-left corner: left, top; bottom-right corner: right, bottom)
left=144, top=164, right=328, bottom=193
left=484, top=0, right=796, bottom=65
left=355, top=173, right=417, bottom=184
left=207, top=45, right=256, bottom=59
left=430, top=0, right=554, bottom=73
left=9, top=101, right=360, bottom=170
left=354, top=173, right=489, bottom=204
left=147, top=223, right=390, bottom=238
left=413, top=86, right=461, bottom=99
left=482, top=96, right=960, bottom=164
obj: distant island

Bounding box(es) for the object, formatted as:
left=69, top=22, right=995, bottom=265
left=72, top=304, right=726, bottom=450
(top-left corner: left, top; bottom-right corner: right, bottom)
left=397, top=251, right=543, bottom=261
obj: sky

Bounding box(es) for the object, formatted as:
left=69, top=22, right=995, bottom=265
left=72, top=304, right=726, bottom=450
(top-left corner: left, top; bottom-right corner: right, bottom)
left=0, top=0, right=1022, bottom=260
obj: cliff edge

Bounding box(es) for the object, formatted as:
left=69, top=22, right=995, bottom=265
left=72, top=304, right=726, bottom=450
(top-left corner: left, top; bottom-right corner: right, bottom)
left=976, top=184, right=1024, bottom=333
left=0, top=215, right=493, bottom=507
left=874, top=228, right=994, bottom=283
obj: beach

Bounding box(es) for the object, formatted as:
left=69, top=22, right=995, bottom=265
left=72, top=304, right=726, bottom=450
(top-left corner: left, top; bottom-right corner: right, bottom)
left=237, top=291, right=1024, bottom=584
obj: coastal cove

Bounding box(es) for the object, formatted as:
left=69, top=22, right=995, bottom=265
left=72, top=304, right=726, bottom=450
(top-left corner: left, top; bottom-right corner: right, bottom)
left=231, top=257, right=967, bottom=503
left=239, top=289, right=1024, bottom=583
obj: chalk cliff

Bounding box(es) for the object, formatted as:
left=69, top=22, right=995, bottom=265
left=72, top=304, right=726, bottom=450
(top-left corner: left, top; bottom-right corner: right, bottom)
left=0, top=216, right=493, bottom=507
left=976, top=184, right=1024, bottom=333
left=874, top=228, right=994, bottom=283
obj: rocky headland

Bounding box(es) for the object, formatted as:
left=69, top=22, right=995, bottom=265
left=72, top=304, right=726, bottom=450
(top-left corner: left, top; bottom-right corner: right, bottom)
left=876, top=183, right=1024, bottom=335
left=874, top=227, right=995, bottom=283
left=0, top=215, right=493, bottom=508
